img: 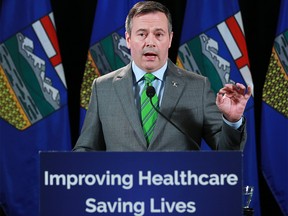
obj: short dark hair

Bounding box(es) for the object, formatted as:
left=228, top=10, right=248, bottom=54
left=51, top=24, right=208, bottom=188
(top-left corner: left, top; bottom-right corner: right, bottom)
left=125, top=1, right=173, bottom=35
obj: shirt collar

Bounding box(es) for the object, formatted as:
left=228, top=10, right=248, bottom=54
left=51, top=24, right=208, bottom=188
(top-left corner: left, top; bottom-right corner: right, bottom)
left=132, top=61, right=167, bottom=83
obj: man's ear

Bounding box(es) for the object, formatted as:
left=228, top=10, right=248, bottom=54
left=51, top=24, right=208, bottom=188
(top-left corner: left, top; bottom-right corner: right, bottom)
left=125, top=32, right=131, bottom=49
left=169, top=31, right=174, bottom=48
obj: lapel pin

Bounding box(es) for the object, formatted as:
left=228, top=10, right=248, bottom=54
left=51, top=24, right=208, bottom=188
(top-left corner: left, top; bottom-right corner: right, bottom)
left=172, top=81, right=178, bottom=87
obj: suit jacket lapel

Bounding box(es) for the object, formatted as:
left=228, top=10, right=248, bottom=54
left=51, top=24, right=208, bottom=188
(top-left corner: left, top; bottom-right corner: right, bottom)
left=113, top=64, right=147, bottom=147
left=149, top=61, right=186, bottom=147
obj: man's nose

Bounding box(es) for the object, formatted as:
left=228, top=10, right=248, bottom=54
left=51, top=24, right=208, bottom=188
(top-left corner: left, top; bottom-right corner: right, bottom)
left=145, top=34, right=156, bottom=47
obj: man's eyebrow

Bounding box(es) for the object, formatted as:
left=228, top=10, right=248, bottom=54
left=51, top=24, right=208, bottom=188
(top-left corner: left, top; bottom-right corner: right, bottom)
left=135, top=28, right=166, bottom=33
left=154, top=28, right=165, bottom=32
left=136, top=28, right=146, bottom=31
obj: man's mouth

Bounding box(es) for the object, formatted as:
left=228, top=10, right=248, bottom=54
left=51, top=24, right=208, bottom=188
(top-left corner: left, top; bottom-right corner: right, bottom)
left=143, top=52, right=157, bottom=60
left=144, top=52, right=156, bottom=56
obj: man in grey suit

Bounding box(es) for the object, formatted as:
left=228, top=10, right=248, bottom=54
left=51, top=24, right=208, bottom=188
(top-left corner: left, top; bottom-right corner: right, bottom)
left=73, top=1, right=252, bottom=152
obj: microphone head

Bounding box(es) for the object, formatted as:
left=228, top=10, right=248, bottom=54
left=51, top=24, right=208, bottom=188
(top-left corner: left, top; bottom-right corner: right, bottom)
left=146, top=86, right=156, bottom=98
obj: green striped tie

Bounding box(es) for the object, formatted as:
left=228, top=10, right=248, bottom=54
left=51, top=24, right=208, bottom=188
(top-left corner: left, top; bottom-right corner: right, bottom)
left=141, top=73, right=159, bottom=145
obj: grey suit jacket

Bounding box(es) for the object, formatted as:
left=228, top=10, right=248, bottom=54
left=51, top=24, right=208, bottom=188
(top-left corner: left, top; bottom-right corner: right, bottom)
left=73, top=60, right=246, bottom=151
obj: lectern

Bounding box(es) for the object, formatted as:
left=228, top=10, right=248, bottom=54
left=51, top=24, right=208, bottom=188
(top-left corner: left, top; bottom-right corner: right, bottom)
left=40, top=151, right=243, bottom=215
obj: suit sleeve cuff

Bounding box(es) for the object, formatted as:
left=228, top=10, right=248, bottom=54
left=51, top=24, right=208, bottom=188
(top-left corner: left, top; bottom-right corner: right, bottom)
left=222, top=115, right=243, bottom=129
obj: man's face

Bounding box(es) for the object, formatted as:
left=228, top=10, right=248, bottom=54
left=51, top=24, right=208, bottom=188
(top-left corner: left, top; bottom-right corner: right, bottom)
left=126, top=12, right=173, bottom=73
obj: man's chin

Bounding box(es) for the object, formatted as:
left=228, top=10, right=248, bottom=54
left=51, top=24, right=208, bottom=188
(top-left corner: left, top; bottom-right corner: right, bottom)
left=144, top=66, right=158, bottom=73
left=142, top=62, right=161, bottom=72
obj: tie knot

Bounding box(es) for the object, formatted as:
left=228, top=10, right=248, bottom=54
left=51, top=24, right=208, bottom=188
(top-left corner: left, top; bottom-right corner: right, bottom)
left=144, top=73, right=156, bottom=85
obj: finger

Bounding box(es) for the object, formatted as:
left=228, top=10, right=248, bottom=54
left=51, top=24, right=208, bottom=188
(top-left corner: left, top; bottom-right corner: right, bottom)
left=216, top=92, right=223, bottom=102
left=219, top=84, right=235, bottom=94
left=224, top=83, right=235, bottom=89
left=223, top=84, right=241, bottom=93
left=235, top=83, right=245, bottom=90
left=235, top=83, right=252, bottom=99
left=234, top=83, right=246, bottom=94
left=216, top=92, right=228, bottom=105
left=245, top=85, right=253, bottom=99
left=219, top=87, right=240, bottom=97
left=218, top=83, right=249, bottom=100
left=226, top=83, right=248, bottom=96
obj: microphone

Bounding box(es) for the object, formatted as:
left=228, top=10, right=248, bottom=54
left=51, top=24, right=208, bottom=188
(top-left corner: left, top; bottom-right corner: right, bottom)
left=146, top=86, right=201, bottom=150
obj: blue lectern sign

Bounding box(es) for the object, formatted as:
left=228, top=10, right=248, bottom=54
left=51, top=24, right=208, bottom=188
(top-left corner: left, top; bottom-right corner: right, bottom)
left=40, top=151, right=242, bottom=215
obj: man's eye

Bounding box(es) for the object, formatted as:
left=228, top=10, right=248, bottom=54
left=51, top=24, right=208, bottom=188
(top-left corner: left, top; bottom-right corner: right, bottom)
left=156, top=33, right=164, bottom=39
left=156, top=33, right=164, bottom=37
